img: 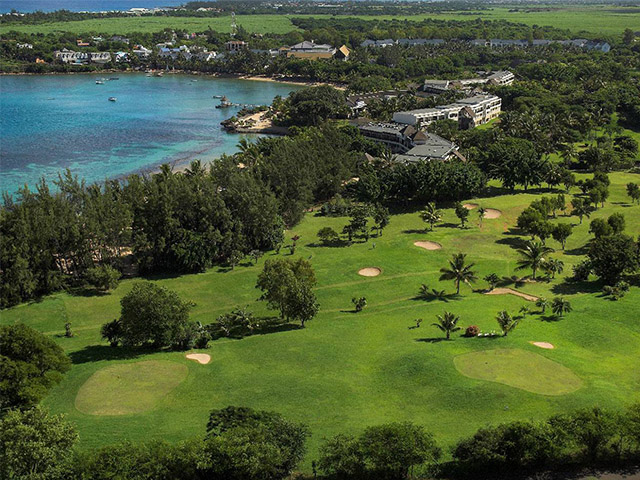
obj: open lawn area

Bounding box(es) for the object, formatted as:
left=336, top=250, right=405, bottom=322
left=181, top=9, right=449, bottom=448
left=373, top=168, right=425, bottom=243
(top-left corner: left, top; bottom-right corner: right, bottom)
left=2, top=171, right=640, bottom=469
left=1, top=6, right=638, bottom=36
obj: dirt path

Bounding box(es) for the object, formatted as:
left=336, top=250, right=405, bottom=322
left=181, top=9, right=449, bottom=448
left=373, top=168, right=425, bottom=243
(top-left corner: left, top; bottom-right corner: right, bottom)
left=485, top=287, right=539, bottom=301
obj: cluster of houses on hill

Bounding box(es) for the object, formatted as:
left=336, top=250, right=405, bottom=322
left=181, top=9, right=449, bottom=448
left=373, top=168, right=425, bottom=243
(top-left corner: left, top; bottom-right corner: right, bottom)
left=53, top=39, right=350, bottom=65
left=361, top=37, right=611, bottom=52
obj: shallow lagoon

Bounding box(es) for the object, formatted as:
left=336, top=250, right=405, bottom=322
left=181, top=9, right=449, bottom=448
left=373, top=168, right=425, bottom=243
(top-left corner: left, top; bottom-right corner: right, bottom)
left=0, top=73, right=301, bottom=195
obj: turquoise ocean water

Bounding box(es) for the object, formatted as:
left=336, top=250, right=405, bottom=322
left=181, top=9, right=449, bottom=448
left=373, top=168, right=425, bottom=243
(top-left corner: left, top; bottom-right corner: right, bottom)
left=0, top=74, right=301, bottom=196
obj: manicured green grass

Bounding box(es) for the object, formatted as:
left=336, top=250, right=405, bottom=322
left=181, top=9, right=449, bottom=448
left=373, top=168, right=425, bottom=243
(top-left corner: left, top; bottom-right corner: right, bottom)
left=2, top=171, right=640, bottom=469
left=454, top=348, right=583, bottom=396
left=1, top=6, right=637, bottom=36
left=346, top=6, right=640, bottom=35
left=75, top=360, right=188, bottom=415
left=0, top=14, right=299, bottom=35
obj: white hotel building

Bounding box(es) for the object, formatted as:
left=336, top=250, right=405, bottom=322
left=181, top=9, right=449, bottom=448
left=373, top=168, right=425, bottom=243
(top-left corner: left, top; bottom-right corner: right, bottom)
left=392, top=94, right=502, bottom=129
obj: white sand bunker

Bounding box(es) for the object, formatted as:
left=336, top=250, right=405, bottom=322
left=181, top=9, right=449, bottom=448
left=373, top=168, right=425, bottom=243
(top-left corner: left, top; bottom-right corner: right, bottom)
left=414, top=241, right=442, bottom=250
left=463, top=203, right=478, bottom=210
left=358, top=267, right=381, bottom=277
left=186, top=353, right=211, bottom=365
left=485, top=287, right=539, bottom=302
left=483, top=208, right=502, bottom=219
left=531, top=341, right=555, bottom=349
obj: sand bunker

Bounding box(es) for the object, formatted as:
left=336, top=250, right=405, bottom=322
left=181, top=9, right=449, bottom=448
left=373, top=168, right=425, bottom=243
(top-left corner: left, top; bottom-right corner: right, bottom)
left=358, top=267, right=381, bottom=277
left=186, top=353, right=211, bottom=365
left=483, top=208, right=502, bottom=219
left=485, top=287, right=539, bottom=302
left=531, top=342, right=555, bottom=350
left=414, top=241, right=442, bottom=250
left=463, top=203, right=478, bottom=210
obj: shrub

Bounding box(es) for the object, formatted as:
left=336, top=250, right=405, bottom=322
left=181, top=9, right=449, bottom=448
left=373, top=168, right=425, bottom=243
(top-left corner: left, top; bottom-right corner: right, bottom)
left=572, top=260, right=592, bottom=281
left=85, top=265, right=121, bottom=292
left=352, top=296, right=367, bottom=312
left=465, top=325, right=480, bottom=337
left=317, top=227, right=340, bottom=246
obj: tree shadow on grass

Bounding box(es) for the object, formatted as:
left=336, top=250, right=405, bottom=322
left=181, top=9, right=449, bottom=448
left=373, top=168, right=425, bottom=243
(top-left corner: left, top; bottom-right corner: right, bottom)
left=69, top=345, right=145, bottom=364
left=67, top=287, right=109, bottom=298
left=551, top=280, right=602, bottom=295
left=415, top=337, right=448, bottom=343
left=540, top=315, right=562, bottom=322
left=402, top=229, right=428, bottom=235
left=495, top=237, right=525, bottom=249
left=564, top=244, right=590, bottom=256
left=410, top=294, right=461, bottom=303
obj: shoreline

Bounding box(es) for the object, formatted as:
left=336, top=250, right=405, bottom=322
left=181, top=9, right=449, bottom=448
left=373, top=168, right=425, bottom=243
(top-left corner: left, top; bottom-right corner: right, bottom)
left=0, top=69, right=347, bottom=89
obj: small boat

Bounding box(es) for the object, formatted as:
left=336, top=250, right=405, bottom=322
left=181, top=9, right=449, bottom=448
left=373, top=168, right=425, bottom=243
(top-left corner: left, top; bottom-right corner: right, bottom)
left=109, top=77, right=119, bottom=80
left=96, top=80, right=104, bottom=84
left=212, top=94, right=223, bottom=99
left=108, top=97, right=117, bottom=102
left=155, top=72, right=164, bottom=77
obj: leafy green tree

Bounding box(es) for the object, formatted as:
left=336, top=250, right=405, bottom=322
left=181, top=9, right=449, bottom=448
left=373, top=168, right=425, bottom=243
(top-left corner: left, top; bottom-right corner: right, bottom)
left=454, top=202, right=470, bottom=228
left=487, top=137, right=546, bottom=191
left=359, top=422, right=441, bottom=479
left=588, top=235, right=639, bottom=284
left=85, top=265, right=121, bottom=292
left=515, top=240, right=554, bottom=280
left=552, top=223, right=573, bottom=250
left=589, top=218, right=613, bottom=238
left=0, top=324, right=71, bottom=410
left=496, top=310, right=518, bottom=336
left=551, top=297, right=572, bottom=317
left=607, top=213, right=625, bottom=234
left=626, top=183, right=640, bottom=204
left=256, top=258, right=318, bottom=326
left=571, top=198, right=592, bottom=224
left=419, top=202, right=442, bottom=231
left=549, top=407, right=616, bottom=462
left=373, top=204, right=390, bottom=236
left=115, top=282, right=194, bottom=349
left=318, top=434, right=366, bottom=478
left=202, top=406, right=309, bottom=480
left=439, top=253, right=477, bottom=295
left=317, top=227, right=340, bottom=246
left=284, top=85, right=348, bottom=126
left=249, top=249, right=264, bottom=265
left=0, top=406, right=78, bottom=480
left=100, top=319, right=122, bottom=347
left=431, top=311, right=461, bottom=340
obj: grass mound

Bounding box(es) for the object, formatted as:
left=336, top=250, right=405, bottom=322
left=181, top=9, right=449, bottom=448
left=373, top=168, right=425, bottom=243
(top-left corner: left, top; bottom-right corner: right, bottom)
left=454, top=349, right=582, bottom=396
left=75, top=360, right=188, bottom=415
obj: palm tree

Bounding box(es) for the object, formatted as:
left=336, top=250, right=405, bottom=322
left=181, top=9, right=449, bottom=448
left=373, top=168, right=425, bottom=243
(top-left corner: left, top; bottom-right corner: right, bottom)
left=484, top=273, right=500, bottom=291
left=477, top=206, right=486, bottom=227
left=439, top=253, right=477, bottom=295
left=419, top=202, right=442, bottom=232
left=552, top=297, right=572, bottom=317
left=515, top=240, right=554, bottom=280
left=535, top=297, right=549, bottom=314
left=571, top=198, right=592, bottom=224
left=519, top=305, right=530, bottom=318
left=543, top=258, right=564, bottom=279
left=496, top=310, right=518, bottom=336
left=431, top=311, right=461, bottom=340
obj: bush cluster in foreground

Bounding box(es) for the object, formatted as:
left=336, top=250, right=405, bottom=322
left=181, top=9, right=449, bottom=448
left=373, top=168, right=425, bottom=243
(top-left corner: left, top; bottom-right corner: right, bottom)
left=3, top=402, right=640, bottom=480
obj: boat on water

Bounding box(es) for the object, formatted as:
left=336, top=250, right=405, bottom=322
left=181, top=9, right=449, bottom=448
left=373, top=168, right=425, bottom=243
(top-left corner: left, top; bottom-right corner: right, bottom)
left=96, top=80, right=104, bottom=84
left=155, top=72, right=164, bottom=77
left=109, top=77, right=119, bottom=80
left=108, top=97, right=117, bottom=102
left=212, top=95, right=223, bottom=99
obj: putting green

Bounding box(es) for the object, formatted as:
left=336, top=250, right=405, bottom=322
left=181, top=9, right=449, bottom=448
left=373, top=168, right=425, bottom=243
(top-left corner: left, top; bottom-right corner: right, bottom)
left=75, top=360, right=188, bottom=416
left=454, top=349, right=582, bottom=396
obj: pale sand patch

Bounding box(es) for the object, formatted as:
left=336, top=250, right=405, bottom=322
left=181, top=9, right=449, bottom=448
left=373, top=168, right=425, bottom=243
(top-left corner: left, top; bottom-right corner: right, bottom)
left=485, top=287, right=539, bottom=302
left=531, top=342, right=555, bottom=349
left=463, top=203, right=478, bottom=210
left=358, top=267, right=381, bottom=277
left=414, top=241, right=442, bottom=250
left=186, top=353, right=211, bottom=365
left=483, top=208, right=502, bottom=219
